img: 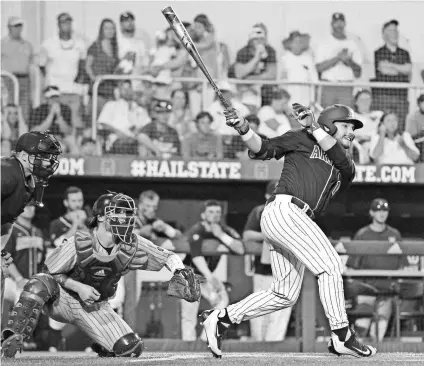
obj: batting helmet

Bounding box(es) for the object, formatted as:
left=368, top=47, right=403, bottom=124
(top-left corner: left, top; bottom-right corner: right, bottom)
left=317, top=104, right=363, bottom=136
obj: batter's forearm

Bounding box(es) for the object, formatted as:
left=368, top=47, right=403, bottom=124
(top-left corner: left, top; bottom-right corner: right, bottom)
left=312, top=128, right=337, bottom=151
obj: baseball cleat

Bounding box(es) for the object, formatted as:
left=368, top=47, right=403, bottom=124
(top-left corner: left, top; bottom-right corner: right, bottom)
left=200, top=309, right=222, bottom=358
left=331, top=327, right=377, bottom=358
left=1, top=333, right=24, bottom=358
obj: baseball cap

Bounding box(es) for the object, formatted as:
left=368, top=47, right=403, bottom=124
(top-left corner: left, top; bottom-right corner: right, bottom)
left=151, top=99, right=172, bottom=113
left=370, top=198, right=389, bottom=211
left=332, top=12, right=345, bottom=22
left=57, top=12, right=73, bottom=23
left=120, top=11, right=135, bottom=22
left=383, top=19, right=399, bottom=30
left=44, top=86, right=61, bottom=98
left=8, top=16, right=24, bottom=27
left=249, top=24, right=267, bottom=40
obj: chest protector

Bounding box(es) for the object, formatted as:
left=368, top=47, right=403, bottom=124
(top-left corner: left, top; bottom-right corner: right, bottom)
left=68, top=232, right=138, bottom=301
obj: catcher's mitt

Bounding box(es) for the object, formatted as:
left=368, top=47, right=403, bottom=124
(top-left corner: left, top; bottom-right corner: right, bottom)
left=167, top=268, right=203, bottom=302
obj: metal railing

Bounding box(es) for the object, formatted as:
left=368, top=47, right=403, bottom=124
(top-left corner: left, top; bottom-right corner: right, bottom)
left=0, top=70, right=20, bottom=106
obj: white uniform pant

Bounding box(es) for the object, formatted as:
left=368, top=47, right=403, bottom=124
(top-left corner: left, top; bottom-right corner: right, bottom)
left=250, top=274, right=292, bottom=341
left=181, top=280, right=229, bottom=341
left=227, top=195, right=348, bottom=331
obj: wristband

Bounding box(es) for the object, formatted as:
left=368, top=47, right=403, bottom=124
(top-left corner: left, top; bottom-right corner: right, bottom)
left=241, top=128, right=254, bottom=141
left=312, top=128, right=327, bottom=143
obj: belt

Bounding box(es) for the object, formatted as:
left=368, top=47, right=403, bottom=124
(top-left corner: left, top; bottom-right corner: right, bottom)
left=266, top=195, right=314, bottom=219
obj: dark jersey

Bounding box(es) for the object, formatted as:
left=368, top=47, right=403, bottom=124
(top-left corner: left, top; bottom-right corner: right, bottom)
left=183, top=222, right=240, bottom=275
left=1, top=157, right=35, bottom=225
left=249, top=130, right=355, bottom=215
left=3, top=222, right=45, bottom=279
left=244, top=204, right=272, bottom=276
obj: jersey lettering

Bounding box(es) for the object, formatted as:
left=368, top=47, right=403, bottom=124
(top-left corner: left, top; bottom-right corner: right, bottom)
left=309, top=145, right=332, bottom=166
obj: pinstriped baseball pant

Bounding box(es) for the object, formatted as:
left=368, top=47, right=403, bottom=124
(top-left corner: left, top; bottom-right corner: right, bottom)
left=227, top=194, right=349, bottom=330
left=46, top=286, right=133, bottom=351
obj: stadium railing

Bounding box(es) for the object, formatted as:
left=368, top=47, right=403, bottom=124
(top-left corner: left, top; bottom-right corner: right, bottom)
left=1, top=70, right=20, bottom=106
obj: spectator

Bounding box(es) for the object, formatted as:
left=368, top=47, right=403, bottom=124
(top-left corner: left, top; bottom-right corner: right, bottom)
left=116, top=11, right=148, bottom=85
left=257, top=88, right=293, bottom=138
left=181, top=200, right=244, bottom=341
left=39, top=13, right=86, bottom=128
left=346, top=198, right=408, bottom=341
left=1, top=104, right=28, bottom=147
left=134, top=190, right=182, bottom=245
left=148, top=28, right=177, bottom=80
left=80, top=137, right=101, bottom=156
left=29, top=86, right=77, bottom=154
left=208, top=80, right=250, bottom=135
left=315, top=13, right=362, bottom=107
left=233, top=23, right=277, bottom=107
left=405, top=94, right=424, bottom=162
left=370, top=111, right=419, bottom=165
left=1, top=16, right=33, bottom=121
left=139, top=99, right=181, bottom=158
left=85, top=18, right=120, bottom=117
left=372, top=20, right=412, bottom=130
left=167, top=88, right=196, bottom=141
left=182, top=111, right=223, bottom=159
left=352, top=89, right=384, bottom=162
left=2, top=200, right=45, bottom=350
left=188, top=14, right=219, bottom=116
left=281, top=31, right=318, bottom=106
left=227, top=114, right=266, bottom=159
left=243, top=181, right=292, bottom=341
left=217, top=42, right=231, bottom=80
left=151, top=73, right=173, bottom=100
left=97, top=80, right=152, bottom=154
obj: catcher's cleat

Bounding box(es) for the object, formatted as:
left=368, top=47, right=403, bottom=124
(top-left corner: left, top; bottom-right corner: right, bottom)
left=1, top=333, right=24, bottom=358
left=91, top=342, right=115, bottom=357
left=200, top=309, right=228, bottom=359
left=331, top=326, right=377, bottom=358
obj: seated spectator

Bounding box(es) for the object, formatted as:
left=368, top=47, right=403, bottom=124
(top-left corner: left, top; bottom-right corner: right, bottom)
left=97, top=80, right=151, bottom=154
left=370, top=112, right=419, bottom=165
left=1, top=104, right=28, bottom=147
left=208, top=80, right=250, bottom=135
left=29, top=86, right=77, bottom=154
left=233, top=23, right=277, bottom=107
left=39, top=13, right=86, bottom=128
left=151, top=72, right=173, bottom=100
left=182, top=111, right=223, bottom=159
left=227, top=114, right=266, bottom=159
left=161, top=26, right=190, bottom=78
left=181, top=200, right=244, bottom=341
left=148, top=28, right=177, bottom=80
left=257, top=88, right=292, bottom=138
left=85, top=18, right=120, bottom=117
left=405, top=94, right=424, bottom=162
left=346, top=198, right=408, bottom=341
left=315, top=13, right=362, bottom=107
left=167, top=88, right=196, bottom=140
left=372, top=20, right=412, bottom=130
left=139, top=99, right=181, bottom=158
left=281, top=31, right=318, bottom=106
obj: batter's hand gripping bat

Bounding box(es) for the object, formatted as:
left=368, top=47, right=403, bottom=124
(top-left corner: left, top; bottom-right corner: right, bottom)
left=162, top=6, right=232, bottom=109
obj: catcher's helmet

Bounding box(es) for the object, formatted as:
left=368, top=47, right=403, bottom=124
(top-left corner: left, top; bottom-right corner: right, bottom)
left=91, top=192, right=137, bottom=244
left=317, top=104, right=363, bottom=136
left=15, top=130, right=62, bottom=179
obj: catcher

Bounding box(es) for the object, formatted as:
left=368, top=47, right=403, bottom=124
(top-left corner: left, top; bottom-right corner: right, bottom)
left=1, top=192, right=201, bottom=358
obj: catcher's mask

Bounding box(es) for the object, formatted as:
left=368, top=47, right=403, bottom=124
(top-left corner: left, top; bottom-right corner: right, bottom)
left=15, top=130, right=62, bottom=179
left=92, top=192, right=137, bottom=244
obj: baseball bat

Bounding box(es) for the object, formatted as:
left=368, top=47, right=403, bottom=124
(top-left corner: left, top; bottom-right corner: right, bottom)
left=162, top=6, right=232, bottom=109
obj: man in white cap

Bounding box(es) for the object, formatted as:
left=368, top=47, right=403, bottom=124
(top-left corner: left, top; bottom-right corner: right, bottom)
left=1, top=16, right=34, bottom=122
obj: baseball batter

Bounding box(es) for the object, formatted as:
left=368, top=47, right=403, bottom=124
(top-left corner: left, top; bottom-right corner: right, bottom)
left=201, top=103, right=377, bottom=358
left=1, top=192, right=198, bottom=358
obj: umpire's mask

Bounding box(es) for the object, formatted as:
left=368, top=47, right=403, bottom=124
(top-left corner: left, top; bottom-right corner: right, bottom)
left=104, top=193, right=137, bottom=244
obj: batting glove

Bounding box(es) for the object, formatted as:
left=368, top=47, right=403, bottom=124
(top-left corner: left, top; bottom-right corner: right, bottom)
left=224, top=108, right=250, bottom=135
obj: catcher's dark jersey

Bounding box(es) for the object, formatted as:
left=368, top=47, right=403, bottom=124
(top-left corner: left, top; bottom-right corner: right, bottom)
left=249, top=130, right=355, bottom=214
left=1, top=157, right=35, bottom=225
left=44, top=231, right=174, bottom=302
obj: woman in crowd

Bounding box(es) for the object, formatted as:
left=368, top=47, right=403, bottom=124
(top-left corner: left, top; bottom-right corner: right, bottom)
left=370, top=111, right=419, bottom=165
left=85, top=18, right=119, bottom=117
left=167, top=89, right=196, bottom=140
left=1, top=104, right=28, bottom=155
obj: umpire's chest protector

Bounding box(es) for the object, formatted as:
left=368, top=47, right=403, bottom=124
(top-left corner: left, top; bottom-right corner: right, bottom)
left=70, top=232, right=144, bottom=301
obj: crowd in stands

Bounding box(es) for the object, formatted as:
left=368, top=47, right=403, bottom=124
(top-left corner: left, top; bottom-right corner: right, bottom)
left=2, top=11, right=424, bottom=163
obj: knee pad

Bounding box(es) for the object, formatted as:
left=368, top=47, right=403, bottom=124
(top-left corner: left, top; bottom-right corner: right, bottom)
left=23, top=273, right=60, bottom=303
left=113, top=333, right=144, bottom=357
